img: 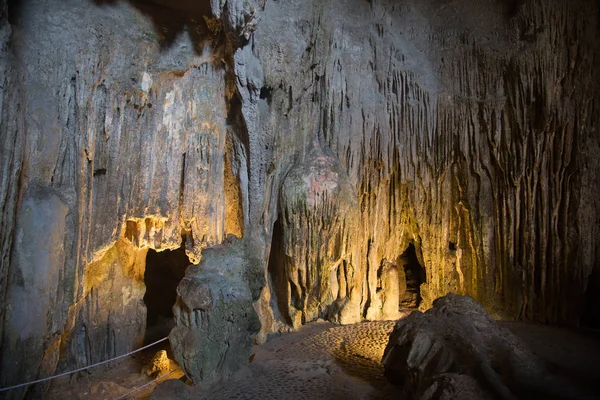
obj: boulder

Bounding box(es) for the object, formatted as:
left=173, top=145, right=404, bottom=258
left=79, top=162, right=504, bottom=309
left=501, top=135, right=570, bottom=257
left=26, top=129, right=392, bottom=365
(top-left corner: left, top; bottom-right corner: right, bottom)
left=142, top=350, right=170, bottom=378
left=169, top=238, right=262, bottom=385
left=149, top=379, right=192, bottom=400
left=382, top=293, right=591, bottom=400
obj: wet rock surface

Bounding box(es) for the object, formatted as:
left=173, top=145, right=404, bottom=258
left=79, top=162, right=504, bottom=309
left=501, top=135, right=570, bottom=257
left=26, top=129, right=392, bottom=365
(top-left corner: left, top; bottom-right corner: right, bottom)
left=382, top=294, right=599, bottom=400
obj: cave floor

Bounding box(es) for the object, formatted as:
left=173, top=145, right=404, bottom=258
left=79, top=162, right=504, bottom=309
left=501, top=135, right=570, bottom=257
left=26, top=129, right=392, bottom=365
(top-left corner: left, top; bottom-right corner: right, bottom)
left=43, top=320, right=600, bottom=400
left=45, top=320, right=398, bottom=400
left=201, top=320, right=399, bottom=400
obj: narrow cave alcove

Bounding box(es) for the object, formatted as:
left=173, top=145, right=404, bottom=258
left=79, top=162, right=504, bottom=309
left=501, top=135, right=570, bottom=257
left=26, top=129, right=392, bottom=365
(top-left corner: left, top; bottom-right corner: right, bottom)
left=398, top=243, right=426, bottom=309
left=143, top=246, right=190, bottom=344
left=267, top=218, right=294, bottom=326
left=582, top=265, right=600, bottom=328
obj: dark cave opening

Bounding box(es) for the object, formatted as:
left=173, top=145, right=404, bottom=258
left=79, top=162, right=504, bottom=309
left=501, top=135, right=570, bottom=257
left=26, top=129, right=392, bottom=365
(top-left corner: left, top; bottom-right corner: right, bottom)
left=6, top=0, right=23, bottom=25
left=582, top=265, right=600, bottom=328
left=398, top=243, right=426, bottom=309
left=143, top=246, right=190, bottom=344
left=267, top=218, right=294, bottom=326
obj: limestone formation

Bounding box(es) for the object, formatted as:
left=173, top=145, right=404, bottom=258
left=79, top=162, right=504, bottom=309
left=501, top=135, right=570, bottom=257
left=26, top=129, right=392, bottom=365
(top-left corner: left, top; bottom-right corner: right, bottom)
left=382, top=294, right=594, bottom=400
left=169, top=238, right=261, bottom=385
left=143, top=350, right=171, bottom=379
left=270, top=141, right=360, bottom=328
left=0, top=0, right=598, bottom=397
left=251, top=0, right=600, bottom=336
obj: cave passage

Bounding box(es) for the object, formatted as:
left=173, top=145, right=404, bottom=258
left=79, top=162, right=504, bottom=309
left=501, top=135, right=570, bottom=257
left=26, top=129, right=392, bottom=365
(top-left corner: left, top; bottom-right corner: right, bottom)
left=582, top=265, right=600, bottom=328
left=267, top=218, right=294, bottom=326
left=143, top=246, right=190, bottom=344
left=398, top=243, right=426, bottom=309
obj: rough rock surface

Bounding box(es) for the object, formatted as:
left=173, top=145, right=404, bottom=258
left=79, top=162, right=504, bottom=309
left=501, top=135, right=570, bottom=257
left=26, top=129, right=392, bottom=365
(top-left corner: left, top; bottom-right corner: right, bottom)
left=0, top=0, right=256, bottom=396
left=251, top=0, right=600, bottom=338
left=0, top=0, right=598, bottom=397
left=169, top=237, right=262, bottom=385
left=142, top=350, right=171, bottom=378
left=270, top=141, right=360, bottom=328
left=382, top=293, right=595, bottom=400
left=149, top=379, right=192, bottom=400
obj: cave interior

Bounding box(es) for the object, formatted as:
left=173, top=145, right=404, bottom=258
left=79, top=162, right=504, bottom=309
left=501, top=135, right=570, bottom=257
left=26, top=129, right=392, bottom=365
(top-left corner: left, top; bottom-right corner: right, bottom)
left=143, top=246, right=190, bottom=344
left=0, top=0, right=599, bottom=399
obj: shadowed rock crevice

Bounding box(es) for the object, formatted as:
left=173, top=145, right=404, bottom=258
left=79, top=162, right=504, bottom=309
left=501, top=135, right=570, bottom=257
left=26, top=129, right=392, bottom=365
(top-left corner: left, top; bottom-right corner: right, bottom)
left=398, top=243, right=426, bottom=309
left=582, top=264, right=600, bottom=328
left=267, top=218, right=293, bottom=328
left=143, top=246, right=190, bottom=344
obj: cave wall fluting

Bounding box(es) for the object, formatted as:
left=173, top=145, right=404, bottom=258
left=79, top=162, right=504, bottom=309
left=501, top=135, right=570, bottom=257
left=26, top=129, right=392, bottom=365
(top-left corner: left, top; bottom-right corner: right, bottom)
left=0, top=0, right=598, bottom=394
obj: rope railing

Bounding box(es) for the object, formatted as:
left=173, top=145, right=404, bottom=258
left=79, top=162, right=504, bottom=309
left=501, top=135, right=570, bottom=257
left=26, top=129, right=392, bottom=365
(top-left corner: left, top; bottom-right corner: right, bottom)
left=0, top=336, right=169, bottom=393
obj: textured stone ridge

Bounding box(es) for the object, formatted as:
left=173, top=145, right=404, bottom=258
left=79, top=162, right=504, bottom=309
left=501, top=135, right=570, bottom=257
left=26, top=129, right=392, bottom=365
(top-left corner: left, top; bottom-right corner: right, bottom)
left=382, top=293, right=595, bottom=400
left=170, top=237, right=261, bottom=385
left=250, top=0, right=600, bottom=337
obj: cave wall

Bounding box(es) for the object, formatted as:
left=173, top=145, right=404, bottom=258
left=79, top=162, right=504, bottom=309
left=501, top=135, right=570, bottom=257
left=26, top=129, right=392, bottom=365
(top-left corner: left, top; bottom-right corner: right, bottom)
left=248, top=0, right=600, bottom=335
left=0, top=0, right=598, bottom=394
left=0, top=0, right=253, bottom=394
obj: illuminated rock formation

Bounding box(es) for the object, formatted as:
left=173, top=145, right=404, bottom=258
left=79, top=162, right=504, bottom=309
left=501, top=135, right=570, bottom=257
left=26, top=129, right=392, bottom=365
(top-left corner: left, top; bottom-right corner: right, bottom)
left=0, top=0, right=598, bottom=396
left=250, top=0, right=600, bottom=336
left=270, top=141, right=360, bottom=328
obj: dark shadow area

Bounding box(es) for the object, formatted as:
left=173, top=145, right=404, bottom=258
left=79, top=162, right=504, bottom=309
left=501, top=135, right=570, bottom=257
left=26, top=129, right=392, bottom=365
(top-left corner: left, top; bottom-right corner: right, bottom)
left=267, top=218, right=293, bottom=326
left=6, top=0, right=23, bottom=25
left=144, top=246, right=190, bottom=344
left=93, top=0, right=251, bottom=180
left=92, top=0, right=220, bottom=54
left=398, top=243, right=426, bottom=309
left=226, top=91, right=251, bottom=171
left=582, top=264, right=600, bottom=328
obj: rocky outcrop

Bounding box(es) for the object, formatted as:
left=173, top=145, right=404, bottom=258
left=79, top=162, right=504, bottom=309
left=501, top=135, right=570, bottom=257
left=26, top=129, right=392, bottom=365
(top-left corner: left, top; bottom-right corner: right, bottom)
left=170, top=237, right=262, bottom=385
left=382, top=294, right=594, bottom=400
left=143, top=350, right=171, bottom=379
